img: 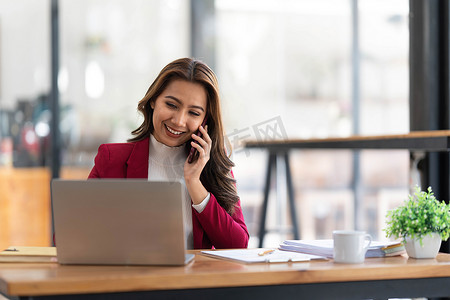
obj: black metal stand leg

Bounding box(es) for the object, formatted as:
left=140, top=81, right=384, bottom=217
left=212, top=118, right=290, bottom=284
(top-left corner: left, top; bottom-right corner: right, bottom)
left=258, top=152, right=276, bottom=248
left=284, top=152, right=299, bottom=240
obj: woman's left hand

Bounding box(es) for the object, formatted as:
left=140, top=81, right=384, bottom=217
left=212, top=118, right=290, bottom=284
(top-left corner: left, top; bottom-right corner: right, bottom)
left=184, top=125, right=211, bottom=182
left=184, top=125, right=211, bottom=205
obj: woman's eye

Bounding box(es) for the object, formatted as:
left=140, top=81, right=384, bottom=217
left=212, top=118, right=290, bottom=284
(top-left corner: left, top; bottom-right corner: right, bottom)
left=189, top=111, right=201, bottom=117
left=166, top=102, right=177, bottom=109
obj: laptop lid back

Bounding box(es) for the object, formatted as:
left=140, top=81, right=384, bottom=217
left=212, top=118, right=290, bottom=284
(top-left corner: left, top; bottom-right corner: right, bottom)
left=51, top=179, right=191, bottom=266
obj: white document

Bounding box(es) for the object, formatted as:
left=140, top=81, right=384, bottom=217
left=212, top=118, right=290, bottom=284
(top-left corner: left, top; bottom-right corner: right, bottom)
left=201, top=248, right=325, bottom=264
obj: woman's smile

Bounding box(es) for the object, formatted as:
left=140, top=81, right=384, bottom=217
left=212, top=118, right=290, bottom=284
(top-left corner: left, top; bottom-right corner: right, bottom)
left=164, top=124, right=186, bottom=137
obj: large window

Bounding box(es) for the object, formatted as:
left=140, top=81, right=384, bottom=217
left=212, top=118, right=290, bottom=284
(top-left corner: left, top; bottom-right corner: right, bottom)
left=59, top=0, right=190, bottom=169
left=215, top=0, right=409, bottom=246
left=0, top=0, right=409, bottom=249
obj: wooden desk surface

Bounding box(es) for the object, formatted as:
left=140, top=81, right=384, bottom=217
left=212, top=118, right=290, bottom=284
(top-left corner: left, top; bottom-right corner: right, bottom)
left=245, top=130, right=450, bottom=151
left=1, top=251, right=450, bottom=297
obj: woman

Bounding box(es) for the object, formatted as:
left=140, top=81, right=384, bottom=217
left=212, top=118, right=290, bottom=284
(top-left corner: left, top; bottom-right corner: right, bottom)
left=88, top=58, right=249, bottom=249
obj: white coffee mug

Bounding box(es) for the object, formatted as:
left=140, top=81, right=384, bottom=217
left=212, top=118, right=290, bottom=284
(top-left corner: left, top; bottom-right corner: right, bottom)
left=333, top=230, right=372, bottom=264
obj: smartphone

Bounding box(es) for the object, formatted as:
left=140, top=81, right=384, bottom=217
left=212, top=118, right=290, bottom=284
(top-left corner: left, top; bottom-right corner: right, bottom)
left=188, top=116, right=208, bottom=163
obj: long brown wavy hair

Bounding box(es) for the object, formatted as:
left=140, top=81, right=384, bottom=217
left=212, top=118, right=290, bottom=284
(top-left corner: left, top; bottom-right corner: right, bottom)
left=128, top=58, right=239, bottom=215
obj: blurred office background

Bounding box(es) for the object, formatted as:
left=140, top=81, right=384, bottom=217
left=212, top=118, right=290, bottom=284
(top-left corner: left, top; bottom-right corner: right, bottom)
left=0, top=0, right=409, bottom=249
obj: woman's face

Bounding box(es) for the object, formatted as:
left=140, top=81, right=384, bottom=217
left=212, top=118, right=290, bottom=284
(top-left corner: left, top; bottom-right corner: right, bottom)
left=150, top=79, right=208, bottom=147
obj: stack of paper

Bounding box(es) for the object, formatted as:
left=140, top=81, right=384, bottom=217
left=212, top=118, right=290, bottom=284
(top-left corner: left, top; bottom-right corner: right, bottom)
left=0, top=246, right=58, bottom=263
left=381, top=243, right=407, bottom=257
left=279, top=240, right=405, bottom=258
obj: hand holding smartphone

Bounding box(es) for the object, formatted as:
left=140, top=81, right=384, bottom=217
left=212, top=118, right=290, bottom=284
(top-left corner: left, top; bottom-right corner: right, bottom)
left=188, top=117, right=208, bottom=163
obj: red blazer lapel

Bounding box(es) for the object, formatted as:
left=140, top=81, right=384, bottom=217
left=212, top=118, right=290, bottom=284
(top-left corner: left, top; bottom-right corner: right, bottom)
left=192, top=207, right=203, bottom=249
left=126, top=137, right=149, bottom=178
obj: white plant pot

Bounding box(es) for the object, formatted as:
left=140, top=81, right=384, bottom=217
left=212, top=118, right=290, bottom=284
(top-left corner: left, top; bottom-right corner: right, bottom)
left=405, top=232, right=442, bottom=259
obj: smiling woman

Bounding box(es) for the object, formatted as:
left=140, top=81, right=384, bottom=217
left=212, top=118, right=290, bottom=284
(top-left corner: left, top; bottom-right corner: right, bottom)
left=87, top=58, right=249, bottom=250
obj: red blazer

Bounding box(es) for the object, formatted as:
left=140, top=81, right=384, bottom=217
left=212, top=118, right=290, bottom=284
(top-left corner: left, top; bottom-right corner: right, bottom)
left=88, top=137, right=249, bottom=249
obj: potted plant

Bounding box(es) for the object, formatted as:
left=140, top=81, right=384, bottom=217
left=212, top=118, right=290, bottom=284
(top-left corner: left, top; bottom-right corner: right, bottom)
left=385, top=186, right=450, bottom=258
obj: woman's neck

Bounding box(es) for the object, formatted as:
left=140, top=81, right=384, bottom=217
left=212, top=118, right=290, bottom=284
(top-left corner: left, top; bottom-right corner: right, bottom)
left=149, top=134, right=186, bottom=166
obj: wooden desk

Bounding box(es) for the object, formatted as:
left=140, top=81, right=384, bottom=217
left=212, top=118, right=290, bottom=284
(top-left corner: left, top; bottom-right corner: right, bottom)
left=245, top=130, right=450, bottom=247
left=245, top=130, right=450, bottom=151
left=1, top=251, right=450, bottom=299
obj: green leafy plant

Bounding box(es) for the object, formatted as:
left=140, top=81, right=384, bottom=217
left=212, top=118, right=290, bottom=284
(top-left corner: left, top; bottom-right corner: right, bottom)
left=385, top=186, right=450, bottom=244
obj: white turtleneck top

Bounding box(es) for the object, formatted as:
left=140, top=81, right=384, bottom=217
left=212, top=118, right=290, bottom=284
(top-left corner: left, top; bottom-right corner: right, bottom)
left=147, top=134, right=210, bottom=249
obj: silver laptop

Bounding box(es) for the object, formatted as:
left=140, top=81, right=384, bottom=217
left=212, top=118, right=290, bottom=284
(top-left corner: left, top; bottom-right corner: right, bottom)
left=51, top=179, right=194, bottom=266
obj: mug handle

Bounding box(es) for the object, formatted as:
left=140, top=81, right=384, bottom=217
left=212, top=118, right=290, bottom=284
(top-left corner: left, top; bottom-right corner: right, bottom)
left=363, top=234, right=372, bottom=252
